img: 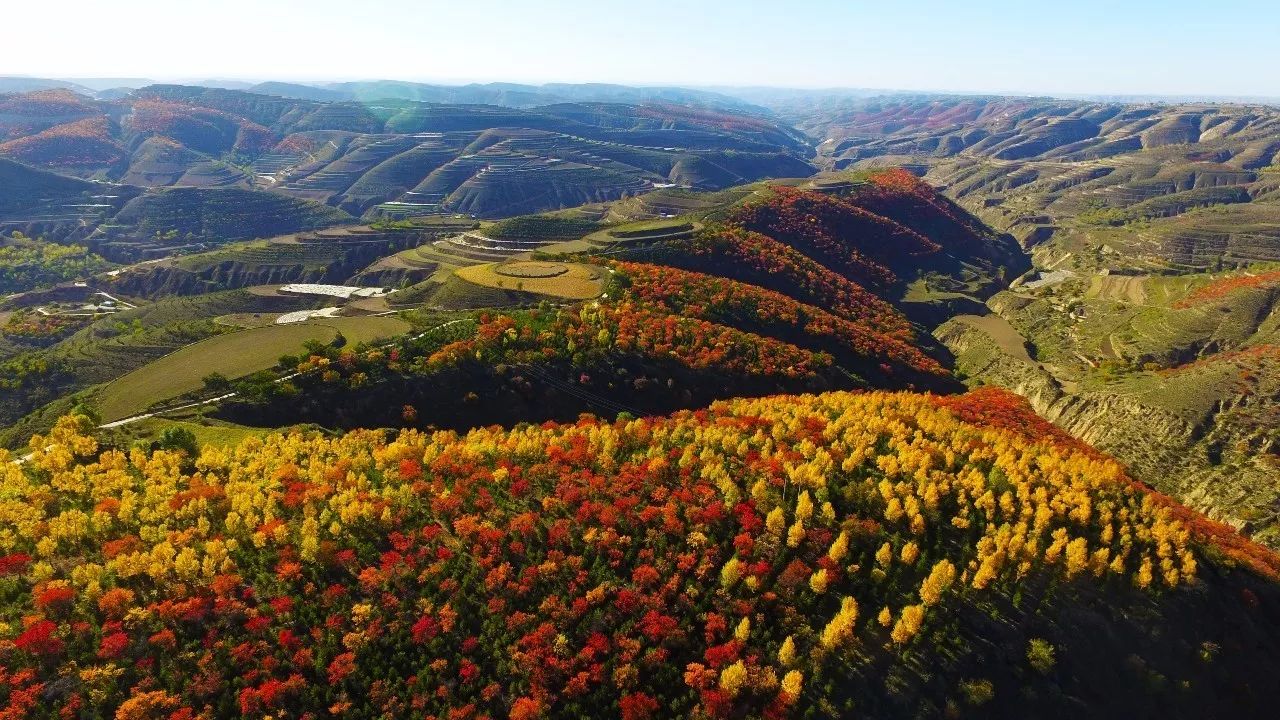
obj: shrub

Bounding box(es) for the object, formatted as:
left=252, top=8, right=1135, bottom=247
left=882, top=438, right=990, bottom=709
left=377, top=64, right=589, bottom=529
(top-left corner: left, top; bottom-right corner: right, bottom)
left=1027, top=638, right=1057, bottom=674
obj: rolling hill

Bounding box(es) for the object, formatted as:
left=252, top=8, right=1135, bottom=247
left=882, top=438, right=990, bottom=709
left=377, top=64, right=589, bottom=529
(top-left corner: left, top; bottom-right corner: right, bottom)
left=3, top=384, right=1279, bottom=719
left=791, top=96, right=1280, bottom=269
left=207, top=171, right=1020, bottom=431
left=0, top=85, right=815, bottom=224
left=4, top=89, right=1280, bottom=718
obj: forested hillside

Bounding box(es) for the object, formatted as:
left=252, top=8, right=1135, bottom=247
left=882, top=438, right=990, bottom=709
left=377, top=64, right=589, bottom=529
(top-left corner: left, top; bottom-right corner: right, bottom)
left=3, top=388, right=1278, bottom=718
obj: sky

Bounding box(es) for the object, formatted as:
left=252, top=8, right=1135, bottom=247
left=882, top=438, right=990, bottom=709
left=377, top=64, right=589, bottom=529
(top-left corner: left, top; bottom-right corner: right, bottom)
left=6, top=0, right=1280, bottom=97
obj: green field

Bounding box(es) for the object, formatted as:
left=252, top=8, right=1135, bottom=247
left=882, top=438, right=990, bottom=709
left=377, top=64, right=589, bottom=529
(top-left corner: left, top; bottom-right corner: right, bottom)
left=96, top=316, right=409, bottom=421
left=111, top=415, right=268, bottom=450
left=951, top=314, right=1034, bottom=363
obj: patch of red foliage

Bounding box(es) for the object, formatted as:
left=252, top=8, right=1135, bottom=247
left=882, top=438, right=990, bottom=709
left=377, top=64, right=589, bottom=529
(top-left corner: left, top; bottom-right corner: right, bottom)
left=0, top=89, right=95, bottom=117
left=1173, top=270, right=1280, bottom=308
left=0, top=116, right=124, bottom=166
left=273, top=134, right=319, bottom=155
left=14, top=619, right=63, bottom=656
left=684, top=227, right=913, bottom=336
left=854, top=169, right=988, bottom=248
left=126, top=100, right=274, bottom=155
left=0, top=552, right=33, bottom=576
left=614, top=260, right=946, bottom=376
left=731, top=185, right=940, bottom=288
left=422, top=304, right=829, bottom=380
left=934, top=386, right=1101, bottom=458
left=864, top=168, right=929, bottom=194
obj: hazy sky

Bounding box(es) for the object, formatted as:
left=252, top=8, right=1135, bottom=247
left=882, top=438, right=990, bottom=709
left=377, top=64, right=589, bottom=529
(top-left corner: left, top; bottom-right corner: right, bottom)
left=8, top=0, right=1280, bottom=96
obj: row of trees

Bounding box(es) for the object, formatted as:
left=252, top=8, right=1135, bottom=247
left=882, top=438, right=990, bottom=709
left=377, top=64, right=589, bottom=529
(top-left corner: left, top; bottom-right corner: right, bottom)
left=612, top=260, right=945, bottom=376
left=731, top=185, right=940, bottom=289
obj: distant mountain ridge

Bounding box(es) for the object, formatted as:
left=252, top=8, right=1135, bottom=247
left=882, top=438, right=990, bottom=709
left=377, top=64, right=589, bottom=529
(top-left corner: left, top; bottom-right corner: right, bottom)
left=0, top=76, right=769, bottom=112
left=248, top=80, right=771, bottom=113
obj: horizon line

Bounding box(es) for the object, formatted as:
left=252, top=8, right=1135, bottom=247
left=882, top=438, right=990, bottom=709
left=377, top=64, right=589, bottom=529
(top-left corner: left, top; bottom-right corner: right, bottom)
left=6, top=74, right=1280, bottom=105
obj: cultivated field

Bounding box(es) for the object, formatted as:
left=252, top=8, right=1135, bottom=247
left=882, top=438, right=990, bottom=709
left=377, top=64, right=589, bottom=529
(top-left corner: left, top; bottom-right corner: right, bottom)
left=951, top=314, right=1035, bottom=363
left=453, top=261, right=605, bottom=300
left=96, top=315, right=409, bottom=421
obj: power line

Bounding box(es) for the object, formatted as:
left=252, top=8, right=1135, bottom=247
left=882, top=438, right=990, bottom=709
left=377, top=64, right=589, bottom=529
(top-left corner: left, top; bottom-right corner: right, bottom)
left=518, top=364, right=637, bottom=415
left=514, top=362, right=645, bottom=417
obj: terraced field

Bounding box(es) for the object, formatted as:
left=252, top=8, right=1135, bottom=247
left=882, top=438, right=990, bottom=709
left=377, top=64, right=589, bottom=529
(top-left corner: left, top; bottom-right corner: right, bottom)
left=0, top=86, right=815, bottom=230
left=939, top=305, right=1279, bottom=544
left=106, top=223, right=466, bottom=297
left=1087, top=274, right=1152, bottom=304
left=95, top=187, right=353, bottom=259
left=358, top=228, right=608, bottom=308
left=454, top=261, right=605, bottom=300
left=537, top=218, right=703, bottom=255
left=991, top=267, right=1280, bottom=372
left=119, top=137, right=248, bottom=188
left=362, top=219, right=618, bottom=287
left=600, top=183, right=767, bottom=223
left=0, top=158, right=138, bottom=240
